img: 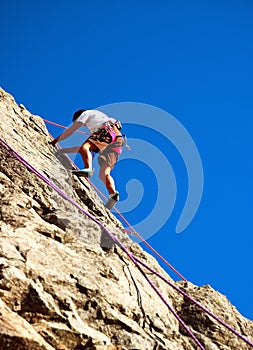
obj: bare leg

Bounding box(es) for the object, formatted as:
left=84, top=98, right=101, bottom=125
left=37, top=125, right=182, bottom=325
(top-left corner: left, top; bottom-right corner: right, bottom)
left=99, top=163, right=115, bottom=195
left=78, top=141, right=96, bottom=170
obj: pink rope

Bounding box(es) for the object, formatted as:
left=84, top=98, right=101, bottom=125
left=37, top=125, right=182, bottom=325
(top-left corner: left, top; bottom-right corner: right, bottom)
left=43, top=118, right=89, bottom=135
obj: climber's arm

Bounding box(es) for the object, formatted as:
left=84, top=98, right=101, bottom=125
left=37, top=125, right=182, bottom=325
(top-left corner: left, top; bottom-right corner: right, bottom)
left=50, top=122, right=83, bottom=145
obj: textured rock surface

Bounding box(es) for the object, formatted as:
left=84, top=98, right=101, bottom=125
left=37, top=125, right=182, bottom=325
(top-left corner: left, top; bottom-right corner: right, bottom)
left=0, top=87, right=253, bottom=349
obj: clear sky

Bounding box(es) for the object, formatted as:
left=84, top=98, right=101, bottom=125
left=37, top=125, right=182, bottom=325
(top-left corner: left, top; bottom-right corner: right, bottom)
left=1, top=0, right=253, bottom=320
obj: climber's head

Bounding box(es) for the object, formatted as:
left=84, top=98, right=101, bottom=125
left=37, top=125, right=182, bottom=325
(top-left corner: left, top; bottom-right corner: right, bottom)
left=72, top=109, right=86, bottom=122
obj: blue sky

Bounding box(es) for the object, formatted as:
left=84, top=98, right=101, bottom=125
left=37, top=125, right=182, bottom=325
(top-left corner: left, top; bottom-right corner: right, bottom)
left=1, top=0, right=253, bottom=320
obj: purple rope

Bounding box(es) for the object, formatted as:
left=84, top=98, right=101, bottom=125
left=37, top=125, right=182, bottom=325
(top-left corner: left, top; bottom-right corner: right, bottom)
left=0, top=137, right=206, bottom=348
left=2, top=137, right=250, bottom=348
left=134, top=256, right=253, bottom=348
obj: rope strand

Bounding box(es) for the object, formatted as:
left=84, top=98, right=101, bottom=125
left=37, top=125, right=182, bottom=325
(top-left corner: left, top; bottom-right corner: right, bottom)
left=43, top=118, right=88, bottom=135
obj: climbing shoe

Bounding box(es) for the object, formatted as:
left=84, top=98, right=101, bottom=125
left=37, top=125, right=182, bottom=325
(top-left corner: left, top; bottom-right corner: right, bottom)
left=105, top=191, right=119, bottom=210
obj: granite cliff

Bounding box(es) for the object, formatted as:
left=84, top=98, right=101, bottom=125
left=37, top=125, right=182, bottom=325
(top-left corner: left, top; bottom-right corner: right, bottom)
left=0, top=87, right=252, bottom=350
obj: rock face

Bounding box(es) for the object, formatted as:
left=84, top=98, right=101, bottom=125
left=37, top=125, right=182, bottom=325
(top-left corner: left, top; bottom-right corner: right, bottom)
left=0, top=87, right=252, bottom=350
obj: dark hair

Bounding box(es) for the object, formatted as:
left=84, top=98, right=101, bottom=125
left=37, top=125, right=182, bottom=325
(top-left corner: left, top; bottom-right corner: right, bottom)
left=72, top=109, right=86, bottom=122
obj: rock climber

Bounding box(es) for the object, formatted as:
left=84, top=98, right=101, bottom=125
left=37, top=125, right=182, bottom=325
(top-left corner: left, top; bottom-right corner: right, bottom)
left=49, top=109, right=124, bottom=208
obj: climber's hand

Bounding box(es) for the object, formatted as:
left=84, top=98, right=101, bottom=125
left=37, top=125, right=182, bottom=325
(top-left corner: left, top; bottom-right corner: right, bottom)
left=48, top=140, right=57, bottom=146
